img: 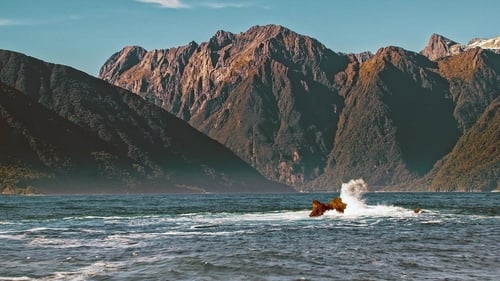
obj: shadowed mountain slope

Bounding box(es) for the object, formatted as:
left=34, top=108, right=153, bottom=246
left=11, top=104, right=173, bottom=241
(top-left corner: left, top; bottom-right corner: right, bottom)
left=0, top=49, right=292, bottom=194
left=0, top=82, right=143, bottom=194
left=430, top=96, right=500, bottom=191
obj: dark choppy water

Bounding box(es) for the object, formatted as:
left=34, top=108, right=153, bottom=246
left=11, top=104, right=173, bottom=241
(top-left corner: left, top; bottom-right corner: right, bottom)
left=1, top=182, right=499, bottom=280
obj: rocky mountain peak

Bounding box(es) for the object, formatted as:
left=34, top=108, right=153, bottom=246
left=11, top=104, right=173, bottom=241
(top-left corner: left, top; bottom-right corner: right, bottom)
left=351, top=51, right=373, bottom=63
left=372, top=46, right=434, bottom=74
left=420, top=33, right=463, bottom=61
left=431, top=33, right=458, bottom=45
left=208, top=30, right=236, bottom=50
left=234, top=24, right=322, bottom=56
left=98, top=45, right=147, bottom=81
left=376, top=45, right=407, bottom=57
left=243, top=24, right=290, bottom=38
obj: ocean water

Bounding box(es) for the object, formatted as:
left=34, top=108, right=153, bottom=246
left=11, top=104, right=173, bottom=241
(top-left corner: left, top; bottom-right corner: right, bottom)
left=1, top=180, right=499, bottom=281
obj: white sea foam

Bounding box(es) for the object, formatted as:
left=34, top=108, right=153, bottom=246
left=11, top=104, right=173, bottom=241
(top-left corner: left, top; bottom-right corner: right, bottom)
left=44, top=260, right=125, bottom=281
left=0, top=221, right=18, bottom=225
left=237, top=211, right=309, bottom=221
left=169, top=210, right=310, bottom=225
left=29, top=237, right=88, bottom=248
left=0, top=230, right=27, bottom=240
left=420, top=220, right=444, bottom=224
left=25, top=227, right=64, bottom=232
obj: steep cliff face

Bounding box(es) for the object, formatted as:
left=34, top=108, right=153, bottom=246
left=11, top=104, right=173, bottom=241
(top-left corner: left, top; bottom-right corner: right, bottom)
left=100, top=26, right=499, bottom=191
left=0, top=49, right=292, bottom=194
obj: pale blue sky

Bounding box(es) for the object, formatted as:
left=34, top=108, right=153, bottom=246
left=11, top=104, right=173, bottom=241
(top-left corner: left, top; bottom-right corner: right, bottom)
left=1, top=0, right=498, bottom=76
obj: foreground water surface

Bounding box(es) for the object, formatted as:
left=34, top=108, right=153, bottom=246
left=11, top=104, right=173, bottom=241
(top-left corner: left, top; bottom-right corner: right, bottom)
left=1, top=183, right=499, bottom=280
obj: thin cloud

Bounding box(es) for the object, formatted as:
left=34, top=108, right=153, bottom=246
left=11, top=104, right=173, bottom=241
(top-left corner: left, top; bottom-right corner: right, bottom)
left=68, top=15, right=84, bottom=21
left=0, top=16, right=84, bottom=27
left=136, top=0, right=189, bottom=8
left=136, top=0, right=258, bottom=9
left=0, top=18, right=15, bottom=26
left=201, top=2, right=251, bottom=9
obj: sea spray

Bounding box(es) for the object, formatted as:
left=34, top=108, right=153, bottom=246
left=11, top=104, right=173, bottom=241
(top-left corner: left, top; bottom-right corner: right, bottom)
left=340, top=178, right=368, bottom=210
left=325, top=179, right=411, bottom=217
left=336, top=179, right=370, bottom=216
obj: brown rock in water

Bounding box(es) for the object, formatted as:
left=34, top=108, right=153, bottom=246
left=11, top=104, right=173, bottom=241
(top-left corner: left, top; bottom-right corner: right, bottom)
left=329, top=197, right=347, bottom=213
left=309, top=197, right=347, bottom=217
left=309, top=200, right=330, bottom=217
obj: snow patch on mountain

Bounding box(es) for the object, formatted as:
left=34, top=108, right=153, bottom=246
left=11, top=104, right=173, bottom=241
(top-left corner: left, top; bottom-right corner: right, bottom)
left=467, top=36, right=500, bottom=50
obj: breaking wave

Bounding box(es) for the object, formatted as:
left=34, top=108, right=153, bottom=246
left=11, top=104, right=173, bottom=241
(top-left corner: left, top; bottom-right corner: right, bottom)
left=324, top=179, right=414, bottom=218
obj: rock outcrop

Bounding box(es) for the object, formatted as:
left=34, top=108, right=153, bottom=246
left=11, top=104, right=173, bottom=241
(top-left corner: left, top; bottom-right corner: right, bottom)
left=309, top=197, right=347, bottom=217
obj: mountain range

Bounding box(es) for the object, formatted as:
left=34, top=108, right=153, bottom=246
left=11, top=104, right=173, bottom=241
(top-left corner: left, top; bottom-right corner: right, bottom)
left=99, top=25, right=499, bottom=192
left=1, top=25, right=498, bottom=193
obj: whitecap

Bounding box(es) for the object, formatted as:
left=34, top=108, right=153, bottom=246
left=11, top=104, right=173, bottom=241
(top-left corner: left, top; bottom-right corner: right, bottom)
left=421, top=220, right=444, bottom=224
left=237, top=210, right=310, bottom=222
left=162, top=231, right=195, bottom=236
left=29, top=237, right=86, bottom=248
left=0, top=231, right=27, bottom=241
left=43, top=260, right=126, bottom=281
left=322, top=179, right=418, bottom=219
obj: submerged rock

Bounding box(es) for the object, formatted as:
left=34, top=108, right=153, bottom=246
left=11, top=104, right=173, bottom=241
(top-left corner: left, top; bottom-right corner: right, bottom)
left=309, top=197, right=347, bottom=217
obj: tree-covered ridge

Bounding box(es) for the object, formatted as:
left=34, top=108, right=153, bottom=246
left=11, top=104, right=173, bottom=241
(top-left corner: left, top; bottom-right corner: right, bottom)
left=0, top=51, right=292, bottom=194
